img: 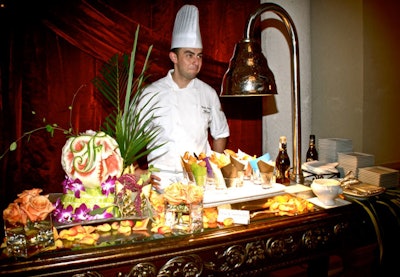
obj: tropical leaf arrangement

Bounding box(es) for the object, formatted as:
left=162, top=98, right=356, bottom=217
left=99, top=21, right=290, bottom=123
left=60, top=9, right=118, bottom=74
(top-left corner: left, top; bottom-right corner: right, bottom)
left=92, top=26, right=164, bottom=171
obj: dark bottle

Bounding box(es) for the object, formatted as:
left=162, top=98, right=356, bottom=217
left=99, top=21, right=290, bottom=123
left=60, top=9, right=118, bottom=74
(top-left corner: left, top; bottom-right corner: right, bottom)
left=306, top=134, right=319, bottom=162
left=275, top=136, right=291, bottom=185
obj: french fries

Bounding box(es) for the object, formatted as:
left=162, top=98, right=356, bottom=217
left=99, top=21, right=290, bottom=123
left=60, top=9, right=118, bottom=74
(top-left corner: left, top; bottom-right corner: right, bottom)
left=263, top=194, right=315, bottom=216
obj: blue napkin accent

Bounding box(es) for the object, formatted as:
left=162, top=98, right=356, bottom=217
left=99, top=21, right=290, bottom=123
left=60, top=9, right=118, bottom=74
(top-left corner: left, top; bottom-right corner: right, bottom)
left=249, top=153, right=271, bottom=171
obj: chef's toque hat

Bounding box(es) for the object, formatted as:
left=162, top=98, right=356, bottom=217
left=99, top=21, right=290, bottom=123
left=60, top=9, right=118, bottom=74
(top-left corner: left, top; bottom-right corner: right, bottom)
left=171, top=5, right=202, bottom=49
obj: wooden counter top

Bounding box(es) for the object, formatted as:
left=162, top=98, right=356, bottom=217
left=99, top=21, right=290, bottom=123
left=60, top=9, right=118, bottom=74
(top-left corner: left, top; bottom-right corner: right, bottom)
left=0, top=194, right=377, bottom=277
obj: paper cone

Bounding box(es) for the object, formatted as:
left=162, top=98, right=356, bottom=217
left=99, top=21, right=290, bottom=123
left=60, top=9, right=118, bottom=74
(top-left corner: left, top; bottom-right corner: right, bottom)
left=244, top=162, right=252, bottom=178
left=210, top=151, right=230, bottom=168
left=181, top=156, right=194, bottom=181
left=221, top=163, right=237, bottom=178
left=257, top=160, right=274, bottom=173
left=209, top=161, right=227, bottom=190
left=230, top=155, right=245, bottom=171
left=237, top=149, right=253, bottom=160
left=191, top=162, right=207, bottom=186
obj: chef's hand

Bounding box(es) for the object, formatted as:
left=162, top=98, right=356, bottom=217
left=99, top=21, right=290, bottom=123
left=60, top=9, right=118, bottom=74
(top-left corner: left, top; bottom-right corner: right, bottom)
left=150, top=174, right=161, bottom=191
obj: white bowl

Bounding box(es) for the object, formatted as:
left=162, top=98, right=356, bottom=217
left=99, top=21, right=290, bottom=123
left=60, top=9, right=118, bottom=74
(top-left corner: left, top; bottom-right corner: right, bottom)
left=311, top=179, right=342, bottom=206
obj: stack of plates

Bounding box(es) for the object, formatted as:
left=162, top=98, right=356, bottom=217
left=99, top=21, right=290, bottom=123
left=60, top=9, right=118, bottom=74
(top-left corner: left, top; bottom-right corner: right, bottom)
left=358, top=166, right=399, bottom=188
left=337, top=152, right=375, bottom=178
left=318, top=138, right=353, bottom=163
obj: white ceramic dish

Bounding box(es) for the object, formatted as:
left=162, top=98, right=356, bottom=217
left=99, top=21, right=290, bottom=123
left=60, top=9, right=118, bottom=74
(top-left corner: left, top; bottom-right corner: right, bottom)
left=311, top=179, right=342, bottom=206
left=308, top=197, right=351, bottom=209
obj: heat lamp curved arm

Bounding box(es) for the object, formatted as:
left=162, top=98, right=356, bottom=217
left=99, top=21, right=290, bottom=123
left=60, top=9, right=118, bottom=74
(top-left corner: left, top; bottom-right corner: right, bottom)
left=245, top=3, right=303, bottom=184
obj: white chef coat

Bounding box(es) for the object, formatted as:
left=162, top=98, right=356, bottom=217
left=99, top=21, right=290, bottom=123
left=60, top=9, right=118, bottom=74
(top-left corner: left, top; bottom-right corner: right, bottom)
left=137, top=70, right=229, bottom=187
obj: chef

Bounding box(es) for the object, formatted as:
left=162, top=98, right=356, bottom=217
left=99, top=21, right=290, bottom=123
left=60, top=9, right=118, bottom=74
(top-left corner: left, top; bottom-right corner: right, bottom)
left=138, top=4, right=230, bottom=188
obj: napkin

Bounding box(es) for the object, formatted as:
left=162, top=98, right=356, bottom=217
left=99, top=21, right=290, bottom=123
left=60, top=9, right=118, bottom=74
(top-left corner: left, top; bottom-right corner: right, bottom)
left=302, top=161, right=339, bottom=175
left=249, top=153, right=271, bottom=171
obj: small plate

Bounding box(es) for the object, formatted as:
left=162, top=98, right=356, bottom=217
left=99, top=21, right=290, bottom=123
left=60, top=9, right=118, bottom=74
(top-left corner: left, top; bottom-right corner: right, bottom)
left=307, top=197, right=351, bottom=209
left=342, top=183, right=385, bottom=199
left=343, top=190, right=384, bottom=200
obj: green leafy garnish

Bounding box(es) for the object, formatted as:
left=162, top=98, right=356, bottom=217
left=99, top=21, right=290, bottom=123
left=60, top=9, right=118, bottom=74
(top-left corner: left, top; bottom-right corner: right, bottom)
left=92, top=26, right=165, bottom=172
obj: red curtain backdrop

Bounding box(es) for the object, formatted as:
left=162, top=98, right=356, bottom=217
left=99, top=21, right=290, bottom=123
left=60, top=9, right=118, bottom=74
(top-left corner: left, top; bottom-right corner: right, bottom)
left=0, top=0, right=261, bottom=208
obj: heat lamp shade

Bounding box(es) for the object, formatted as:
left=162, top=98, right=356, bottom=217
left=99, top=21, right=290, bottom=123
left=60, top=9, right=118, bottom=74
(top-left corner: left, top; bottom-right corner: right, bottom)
left=220, top=39, right=277, bottom=97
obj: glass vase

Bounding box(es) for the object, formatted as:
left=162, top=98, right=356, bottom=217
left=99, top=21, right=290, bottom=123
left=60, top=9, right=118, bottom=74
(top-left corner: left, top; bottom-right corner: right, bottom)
left=4, top=221, right=27, bottom=258
left=189, top=202, right=204, bottom=233
left=164, top=202, right=203, bottom=235
left=25, top=217, right=55, bottom=256
left=4, top=216, right=54, bottom=258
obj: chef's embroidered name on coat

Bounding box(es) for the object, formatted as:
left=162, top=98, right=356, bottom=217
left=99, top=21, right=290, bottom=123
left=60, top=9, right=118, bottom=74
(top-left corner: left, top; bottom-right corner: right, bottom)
left=201, top=106, right=211, bottom=113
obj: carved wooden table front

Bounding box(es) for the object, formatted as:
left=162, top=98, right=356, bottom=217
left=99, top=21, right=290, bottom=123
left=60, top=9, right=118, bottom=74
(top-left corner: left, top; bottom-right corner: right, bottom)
left=0, top=200, right=375, bottom=277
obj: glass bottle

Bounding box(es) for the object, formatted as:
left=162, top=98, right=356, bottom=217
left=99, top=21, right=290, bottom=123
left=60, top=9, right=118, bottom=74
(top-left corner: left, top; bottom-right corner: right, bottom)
left=275, top=136, right=291, bottom=185
left=306, top=134, right=319, bottom=162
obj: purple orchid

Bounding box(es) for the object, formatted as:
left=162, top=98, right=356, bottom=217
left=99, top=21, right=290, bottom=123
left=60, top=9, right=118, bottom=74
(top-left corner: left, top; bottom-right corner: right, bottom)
left=101, top=176, right=116, bottom=196
left=61, top=176, right=85, bottom=198
left=74, top=203, right=92, bottom=222
left=61, top=176, right=74, bottom=194
left=52, top=199, right=74, bottom=223
left=91, top=211, right=114, bottom=220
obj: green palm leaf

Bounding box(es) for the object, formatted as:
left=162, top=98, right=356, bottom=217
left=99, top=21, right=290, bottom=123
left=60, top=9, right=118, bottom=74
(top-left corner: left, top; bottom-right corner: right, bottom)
left=92, top=26, right=164, bottom=171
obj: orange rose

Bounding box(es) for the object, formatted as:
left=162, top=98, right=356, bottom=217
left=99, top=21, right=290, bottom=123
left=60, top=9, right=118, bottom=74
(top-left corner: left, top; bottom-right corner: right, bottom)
left=15, top=188, right=43, bottom=205
left=3, top=202, right=28, bottom=226
left=163, top=182, right=187, bottom=205
left=163, top=182, right=204, bottom=205
left=186, top=184, right=204, bottom=204
left=20, top=195, right=55, bottom=222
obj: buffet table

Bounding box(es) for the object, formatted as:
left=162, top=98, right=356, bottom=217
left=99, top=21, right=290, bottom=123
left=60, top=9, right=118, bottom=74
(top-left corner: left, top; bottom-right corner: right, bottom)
left=0, top=185, right=379, bottom=277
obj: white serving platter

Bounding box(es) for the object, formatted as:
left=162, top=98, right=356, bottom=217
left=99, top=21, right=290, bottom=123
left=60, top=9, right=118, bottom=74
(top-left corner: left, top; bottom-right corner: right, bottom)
left=203, top=180, right=286, bottom=208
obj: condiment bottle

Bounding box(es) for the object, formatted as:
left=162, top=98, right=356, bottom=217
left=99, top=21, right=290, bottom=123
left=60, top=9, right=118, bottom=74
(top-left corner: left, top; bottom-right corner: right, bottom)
left=306, top=134, right=319, bottom=162
left=275, top=136, right=291, bottom=185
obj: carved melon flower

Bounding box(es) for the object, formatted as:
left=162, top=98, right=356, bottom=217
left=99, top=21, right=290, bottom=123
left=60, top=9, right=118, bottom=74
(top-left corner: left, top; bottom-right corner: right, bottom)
left=61, top=130, right=124, bottom=189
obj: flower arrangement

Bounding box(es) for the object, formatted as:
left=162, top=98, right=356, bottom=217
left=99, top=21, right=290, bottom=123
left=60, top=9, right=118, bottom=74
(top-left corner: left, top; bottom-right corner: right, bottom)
left=2, top=188, right=55, bottom=258
left=1, top=25, right=163, bottom=224
left=162, top=182, right=204, bottom=234
left=0, top=26, right=169, bottom=258
left=49, top=26, right=165, bottom=224
left=52, top=167, right=156, bottom=224
left=163, top=182, right=204, bottom=206
left=3, top=188, right=55, bottom=227
left=52, top=177, right=116, bottom=223
left=116, top=173, right=152, bottom=218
